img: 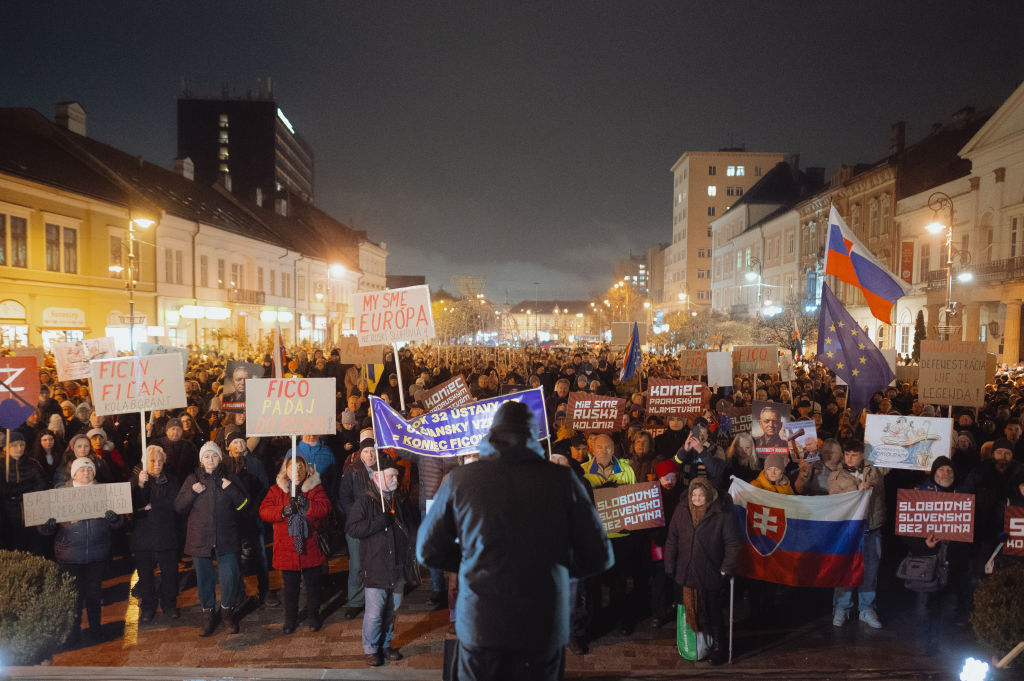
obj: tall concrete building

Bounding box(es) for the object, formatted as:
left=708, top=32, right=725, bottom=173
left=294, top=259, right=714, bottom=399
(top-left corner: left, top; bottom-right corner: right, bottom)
left=663, top=149, right=785, bottom=313
left=177, top=93, right=314, bottom=203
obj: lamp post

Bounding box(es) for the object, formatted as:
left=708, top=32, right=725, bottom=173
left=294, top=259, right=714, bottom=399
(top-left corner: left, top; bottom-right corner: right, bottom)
left=745, top=256, right=764, bottom=318
left=327, top=263, right=345, bottom=345
left=110, top=214, right=153, bottom=353
left=926, top=192, right=956, bottom=340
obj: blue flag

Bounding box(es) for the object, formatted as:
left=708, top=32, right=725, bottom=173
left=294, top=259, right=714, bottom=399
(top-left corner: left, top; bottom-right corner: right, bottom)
left=816, top=283, right=894, bottom=414
left=620, top=321, right=641, bottom=382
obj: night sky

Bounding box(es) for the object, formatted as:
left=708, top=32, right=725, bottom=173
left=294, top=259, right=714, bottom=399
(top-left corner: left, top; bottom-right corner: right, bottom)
left=3, top=2, right=1022, bottom=303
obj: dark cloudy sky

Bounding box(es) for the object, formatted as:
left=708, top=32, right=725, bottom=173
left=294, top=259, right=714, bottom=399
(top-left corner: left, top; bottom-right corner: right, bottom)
left=3, top=2, right=1022, bottom=303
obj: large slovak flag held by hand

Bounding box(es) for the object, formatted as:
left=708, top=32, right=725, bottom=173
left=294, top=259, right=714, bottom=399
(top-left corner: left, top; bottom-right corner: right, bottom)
left=728, top=477, right=871, bottom=587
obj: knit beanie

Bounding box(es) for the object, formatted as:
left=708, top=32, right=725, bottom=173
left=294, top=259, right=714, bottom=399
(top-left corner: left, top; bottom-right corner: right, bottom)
left=764, top=453, right=787, bottom=472
left=70, top=457, right=96, bottom=478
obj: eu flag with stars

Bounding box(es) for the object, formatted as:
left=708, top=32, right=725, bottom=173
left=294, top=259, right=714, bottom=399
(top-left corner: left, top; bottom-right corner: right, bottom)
left=620, top=321, right=642, bottom=382
left=816, top=283, right=894, bottom=413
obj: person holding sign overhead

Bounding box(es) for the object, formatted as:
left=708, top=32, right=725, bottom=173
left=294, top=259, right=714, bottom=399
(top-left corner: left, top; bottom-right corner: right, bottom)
left=174, top=442, right=249, bottom=637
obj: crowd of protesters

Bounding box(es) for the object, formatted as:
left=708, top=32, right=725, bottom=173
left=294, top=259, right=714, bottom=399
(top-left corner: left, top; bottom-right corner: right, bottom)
left=2, top=341, right=1023, bottom=668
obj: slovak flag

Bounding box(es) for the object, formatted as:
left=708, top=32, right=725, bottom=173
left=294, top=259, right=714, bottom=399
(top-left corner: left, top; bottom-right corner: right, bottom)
left=824, top=205, right=911, bottom=324
left=619, top=321, right=641, bottom=382
left=728, top=477, right=871, bottom=587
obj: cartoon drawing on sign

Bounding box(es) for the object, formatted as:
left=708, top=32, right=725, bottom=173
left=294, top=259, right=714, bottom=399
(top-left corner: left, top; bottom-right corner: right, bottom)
left=864, top=414, right=952, bottom=471
left=881, top=417, right=940, bottom=467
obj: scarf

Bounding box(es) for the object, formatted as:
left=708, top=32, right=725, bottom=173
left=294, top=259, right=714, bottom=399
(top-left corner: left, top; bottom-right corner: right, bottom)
left=682, top=587, right=707, bottom=633
left=287, top=496, right=309, bottom=556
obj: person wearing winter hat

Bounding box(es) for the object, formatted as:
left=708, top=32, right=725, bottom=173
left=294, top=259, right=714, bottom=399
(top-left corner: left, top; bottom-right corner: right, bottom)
left=259, top=456, right=331, bottom=633
left=223, top=427, right=273, bottom=606
left=336, top=408, right=361, bottom=458
left=751, top=453, right=796, bottom=494
left=346, top=453, right=417, bottom=666
left=963, top=437, right=1022, bottom=586
left=87, top=426, right=125, bottom=481
left=650, top=458, right=683, bottom=628
left=904, top=455, right=971, bottom=651
left=156, top=415, right=200, bottom=482
left=55, top=433, right=112, bottom=487
left=39, top=455, right=125, bottom=644
left=174, top=442, right=249, bottom=636
left=337, top=437, right=379, bottom=619
left=131, top=445, right=182, bottom=622
left=2, top=430, right=47, bottom=554
left=418, top=400, right=612, bottom=677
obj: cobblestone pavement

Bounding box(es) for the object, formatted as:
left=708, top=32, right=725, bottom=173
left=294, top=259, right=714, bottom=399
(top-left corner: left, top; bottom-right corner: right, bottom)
left=18, top=555, right=994, bottom=680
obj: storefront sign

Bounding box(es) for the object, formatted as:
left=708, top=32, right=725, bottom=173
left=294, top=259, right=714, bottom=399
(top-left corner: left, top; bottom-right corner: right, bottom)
left=355, top=285, right=435, bottom=346
left=896, top=489, right=975, bottom=542
left=42, top=307, right=86, bottom=328
left=245, top=378, right=336, bottom=436
left=568, top=392, right=625, bottom=433
left=594, top=482, right=665, bottom=533
left=22, top=483, right=132, bottom=526
left=918, top=340, right=986, bottom=407
left=90, top=353, right=188, bottom=416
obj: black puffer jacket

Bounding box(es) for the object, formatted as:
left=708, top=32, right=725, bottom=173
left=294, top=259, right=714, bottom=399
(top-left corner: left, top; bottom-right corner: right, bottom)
left=345, top=486, right=418, bottom=589
left=417, top=438, right=613, bottom=652
left=130, top=467, right=181, bottom=553
left=1, top=455, right=48, bottom=527
left=174, top=464, right=248, bottom=557
left=665, top=479, right=740, bottom=591
left=39, top=484, right=126, bottom=564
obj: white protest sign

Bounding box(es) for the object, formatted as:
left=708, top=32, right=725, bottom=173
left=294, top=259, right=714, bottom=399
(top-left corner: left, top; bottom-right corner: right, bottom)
left=355, top=285, right=435, bottom=346
left=245, top=377, right=337, bottom=436
left=137, top=341, right=190, bottom=365
left=54, top=337, right=117, bottom=381
left=864, top=413, right=953, bottom=471
left=90, top=353, right=187, bottom=417
left=22, top=483, right=132, bottom=526
left=707, top=351, right=732, bottom=388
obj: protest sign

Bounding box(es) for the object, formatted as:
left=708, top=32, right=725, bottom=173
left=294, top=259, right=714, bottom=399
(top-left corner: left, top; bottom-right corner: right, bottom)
left=726, top=403, right=753, bottom=436
left=355, top=285, right=435, bottom=346
left=732, top=345, right=779, bottom=375
left=0, top=356, right=39, bottom=429
left=645, top=426, right=666, bottom=440
left=750, top=400, right=792, bottom=458
left=594, top=482, right=665, bottom=534
left=647, top=378, right=706, bottom=418
left=864, top=414, right=952, bottom=471
left=370, top=388, right=548, bottom=458
left=137, top=342, right=190, bottom=365
left=707, top=351, right=732, bottom=388
left=13, top=347, right=45, bottom=363
left=679, top=350, right=707, bottom=377
left=22, top=482, right=132, bottom=526
left=918, top=340, right=986, bottom=407
left=423, top=374, right=473, bottom=412
left=335, top=336, right=384, bottom=365
left=986, top=353, right=998, bottom=383
left=783, top=419, right=819, bottom=462
left=779, top=349, right=795, bottom=382
left=91, top=354, right=187, bottom=417
left=895, top=489, right=975, bottom=542
left=53, top=337, right=117, bottom=381
left=245, top=378, right=336, bottom=437
left=568, top=392, right=625, bottom=433
left=611, top=322, right=648, bottom=347
left=1005, top=506, right=1024, bottom=557
left=222, top=361, right=264, bottom=412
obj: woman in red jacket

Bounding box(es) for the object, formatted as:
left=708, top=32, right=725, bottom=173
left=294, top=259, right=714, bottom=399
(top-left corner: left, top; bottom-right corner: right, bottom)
left=259, top=456, right=331, bottom=633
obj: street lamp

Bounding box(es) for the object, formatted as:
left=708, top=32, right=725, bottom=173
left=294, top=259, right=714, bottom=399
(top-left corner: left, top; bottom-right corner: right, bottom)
left=926, top=192, right=957, bottom=340
left=327, top=263, right=345, bottom=344
left=745, top=256, right=764, bottom=317
left=109, top=214, right=154, bottom=353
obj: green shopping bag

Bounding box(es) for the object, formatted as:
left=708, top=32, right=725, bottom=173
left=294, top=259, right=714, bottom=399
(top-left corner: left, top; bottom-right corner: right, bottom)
left=677, top=603, right=698, bottom=660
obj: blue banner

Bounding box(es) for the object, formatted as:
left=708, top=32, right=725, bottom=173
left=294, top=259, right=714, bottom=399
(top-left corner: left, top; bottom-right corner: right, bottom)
left=370, top=387, right=549, bottom=458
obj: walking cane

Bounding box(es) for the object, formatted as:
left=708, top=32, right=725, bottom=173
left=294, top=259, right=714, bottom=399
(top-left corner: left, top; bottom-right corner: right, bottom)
left=729, top=577, right=735, bottom=664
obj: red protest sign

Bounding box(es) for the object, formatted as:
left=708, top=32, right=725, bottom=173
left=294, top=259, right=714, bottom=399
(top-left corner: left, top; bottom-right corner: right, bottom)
left=423, top=375, right=473, bottom=412
left=732, top=345, right=779, bottom=375
left=647, top=378, right=707, bottom=418
left=896, top=489, right=976, bottom=543
left=1005, top=506, right=1024, bottom=557
left=568, top=392, right=625, bottom=433
left=679, top=350, right=707, bottom=377
left=0, top=356, right=39, bottom=429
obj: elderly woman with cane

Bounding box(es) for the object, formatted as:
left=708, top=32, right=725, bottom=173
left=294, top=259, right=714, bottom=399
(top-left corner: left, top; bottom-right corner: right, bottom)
left=259, top=455, right=331, bottom=633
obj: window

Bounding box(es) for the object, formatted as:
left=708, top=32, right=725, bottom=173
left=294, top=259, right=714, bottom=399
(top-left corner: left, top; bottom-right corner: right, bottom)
left=297, top=275, right=305, bottom=301
left=880, top=194, right=891, bottom=234
left=869, top=199, right=879, bottom=237
left=1012, top=217, right=1019, bottom=258
left=851, top=203, right=861, bottom=231
left=217, top=258, right=225, bottom=288
left=165, top=248, right=174, bottom=282
left=736, top=253, right=742, bottom=270
left=230, top=263, right=244, bottom=288
left=736, top=165, right=745, bottom=176
left=708, top=165, right=716, bottom=175
left=258, top=267, right=264, bottom=291
left=900, top=326, right=910, bottom=355
left=109, top=236, right=123, bottom=277
left=754, top=166, right=762, bottom=176
left=745, top=248, right=751, bottom=267
left=219, top=146, right=229, bottom=160
left=270, top=269, right=277, bottom=296
left=219, top=113, right=229, bottom=127
left=727, top=186, right=744, bottom=197
left=677, top=193, right=682, bottom=205
left=200, top=255, right=209, bottom=287
left=920, top=243, right=930, bottom=275
left=727, top=165, right=736, bottom=177
left=44, top=223, right=76, bottom=273
left=282, top=272, right=291, bottom=298
left=707, top=185, right=717, bottom=197
left=708, top=206, right=716, bottom=217
left=175, top=250, right=183, bottom=284
left=707, top=227, right=712, bottom=237
left=46, top=224, right=60, bottom=271
left=787, top=231, right=795, bottom=254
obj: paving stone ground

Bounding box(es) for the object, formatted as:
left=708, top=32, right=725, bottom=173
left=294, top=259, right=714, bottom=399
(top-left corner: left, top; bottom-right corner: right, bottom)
left=18, top=554, right=997, bottom=680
